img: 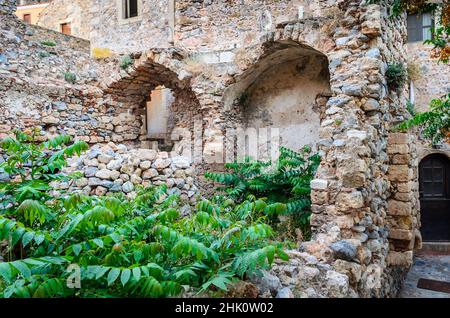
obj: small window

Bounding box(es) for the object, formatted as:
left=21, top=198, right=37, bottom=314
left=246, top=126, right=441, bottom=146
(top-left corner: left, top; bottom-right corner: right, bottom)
left=123, top=0, right=139, bottom=19
left=61, top=23, right=71, bottom=35
left=407, top=12, right=434, bottom=42
left=23, top=14, right=31, bottom=24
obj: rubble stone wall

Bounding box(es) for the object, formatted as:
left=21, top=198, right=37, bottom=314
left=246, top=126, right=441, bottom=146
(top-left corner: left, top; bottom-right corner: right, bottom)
left=61, top=142, right=198, bottom=202
left=0, top=0, right=16, bottom=15
left=0, top=0, right=431, bottom=298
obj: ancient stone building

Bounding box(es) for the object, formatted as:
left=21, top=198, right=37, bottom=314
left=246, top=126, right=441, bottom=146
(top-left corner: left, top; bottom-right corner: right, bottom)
left=37, top=0, right=90, bottom=39
left=15, top=0, right=50, bottom=25
left=1, top=0, right=449, bottom=297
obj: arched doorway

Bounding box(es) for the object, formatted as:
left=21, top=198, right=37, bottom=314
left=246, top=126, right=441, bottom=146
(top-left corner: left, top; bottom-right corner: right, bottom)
left=419, top=154, right=450, bottom=241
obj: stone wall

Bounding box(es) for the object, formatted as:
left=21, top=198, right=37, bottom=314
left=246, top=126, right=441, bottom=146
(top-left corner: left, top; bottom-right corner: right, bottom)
left=0, top=0, right=435, bottom=298
left=60, top=142, right=198, bottom=201
left=0, top=0, right=16, bottom=14
left=37, top=0, right=91, bottom=40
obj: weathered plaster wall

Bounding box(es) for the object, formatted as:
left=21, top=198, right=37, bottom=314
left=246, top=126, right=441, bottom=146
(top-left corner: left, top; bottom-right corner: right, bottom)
left=241, top=51, right=330, bottom=152
left=37, top=0, right=90, bottom=40
left=407, top=42, right=450, bottom=112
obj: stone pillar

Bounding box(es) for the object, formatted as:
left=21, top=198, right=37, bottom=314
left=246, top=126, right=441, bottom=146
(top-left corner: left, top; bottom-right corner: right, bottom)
left=386, top=132, right=420, bottom=267
left=0, top=0, right=17, bottom=15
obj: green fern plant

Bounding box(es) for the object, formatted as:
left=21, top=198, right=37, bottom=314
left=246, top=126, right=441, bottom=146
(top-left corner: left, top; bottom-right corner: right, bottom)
left=0, top=130, right=287, bottom=298
left=205, top=146, right=320, bottom=240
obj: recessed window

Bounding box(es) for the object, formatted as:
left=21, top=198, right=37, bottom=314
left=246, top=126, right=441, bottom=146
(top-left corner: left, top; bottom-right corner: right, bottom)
left=407, top=12, right=434, bottom=42
left=123, top=0, right=139, bottom=19
left=61, top=23, right=71, bottom=35
left=146, top=86, right=174, bottom=138
left=23, top=14, right=31, bottom=24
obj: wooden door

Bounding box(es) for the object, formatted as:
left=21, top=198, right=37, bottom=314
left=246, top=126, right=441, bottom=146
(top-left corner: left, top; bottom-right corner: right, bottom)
left=419, top=154, right=450, bottom=241
left=23, top=14, right=31, bottom=24
left=61, top=23, right=71, bottom=35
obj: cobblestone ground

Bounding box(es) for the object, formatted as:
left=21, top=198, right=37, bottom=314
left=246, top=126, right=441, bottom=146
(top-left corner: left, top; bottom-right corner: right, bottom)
left=400, top=252, right=450, bottom=298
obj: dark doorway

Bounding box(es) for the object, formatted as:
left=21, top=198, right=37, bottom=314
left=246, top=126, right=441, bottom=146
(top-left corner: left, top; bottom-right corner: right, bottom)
left=419, top=154, right=450, bottom=241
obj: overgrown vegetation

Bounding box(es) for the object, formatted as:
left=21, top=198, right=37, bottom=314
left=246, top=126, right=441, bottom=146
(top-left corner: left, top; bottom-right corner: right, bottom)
left=397, top=93, right=450, bottom=144
left=386, top=62, right=407, bottom=92
left=205, top=146, right=320, bottom=240
left=120, top=55, right=133, bottom=70
left=64, top=72, right=77, bottom=84
left=0, top=130, right=289, bottom=298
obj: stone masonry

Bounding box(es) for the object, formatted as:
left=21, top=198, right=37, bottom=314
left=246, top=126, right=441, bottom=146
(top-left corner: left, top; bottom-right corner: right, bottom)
left=1, top=0, right=448, bottom=297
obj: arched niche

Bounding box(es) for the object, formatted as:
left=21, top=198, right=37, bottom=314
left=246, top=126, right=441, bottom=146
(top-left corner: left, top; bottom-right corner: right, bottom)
left=224, top=41, right=332, bottom=157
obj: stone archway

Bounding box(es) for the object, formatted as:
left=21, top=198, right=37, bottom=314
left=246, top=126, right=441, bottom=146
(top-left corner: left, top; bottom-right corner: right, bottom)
left=101, top=49, right=201, bottom=150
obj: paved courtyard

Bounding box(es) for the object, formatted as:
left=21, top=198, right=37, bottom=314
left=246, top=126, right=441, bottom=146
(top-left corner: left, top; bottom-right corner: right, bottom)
left=400, top=252, right=450, bottom=298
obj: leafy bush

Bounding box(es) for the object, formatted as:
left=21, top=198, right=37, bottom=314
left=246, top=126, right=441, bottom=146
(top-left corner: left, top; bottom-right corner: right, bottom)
left=0, top=129, right=88, bottom=213
left=205, top=146, right=320, bottom=240
left=386, top=63, right=407, bottom=92
left=397, top=93, right=450, bottom=144
left=0, top=131, right=287, bottom=298
left=64, top=72, right=77, bottom=84
left=120, top=55, right=133, bottom=70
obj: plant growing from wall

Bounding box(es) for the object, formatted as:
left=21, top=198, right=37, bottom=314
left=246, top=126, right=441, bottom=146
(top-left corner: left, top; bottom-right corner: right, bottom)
left=406, top=100, right=416, bottom=116
left=205, top=146, right=320, bottom=240
left=0, top=131, right=287, bottom=298
left=40, top=40, right=56, bottom=47
left=64, top=72, right=77, bottom=84
left=386, top=62, right=407, bottom=92
left=120, top=55, right=133, bottom=70
left=38, top=51, right=50, bottom=59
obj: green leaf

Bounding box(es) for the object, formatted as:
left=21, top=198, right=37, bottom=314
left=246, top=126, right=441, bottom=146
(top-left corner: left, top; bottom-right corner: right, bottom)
left=72, top=244, right=82, bottom=256
left=22, top=231, right=34, bottom=247
left=92, top=238, right=104, bottom=248
left=11, top=261, right=31, bottom=279
left=121, top=269, right=131, bottom=286
left=107, top=268, right=121, bottom=286
left=0, top=262, right=12, bottom=281
left=132, top=267, right=141, bottom=282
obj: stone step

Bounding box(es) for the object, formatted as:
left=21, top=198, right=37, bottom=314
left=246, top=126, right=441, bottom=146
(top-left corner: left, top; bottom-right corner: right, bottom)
left=417, top=242, right=450, bottom=255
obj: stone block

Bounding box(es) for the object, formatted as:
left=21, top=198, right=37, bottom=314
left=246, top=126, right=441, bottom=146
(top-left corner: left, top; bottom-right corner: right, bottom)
left=336, top=191, right=364, bottom=212
left=388, top=133, right=410, bottom=145
left=387, top=251, right=413, bottom=267
left=388, top=229, right=413, bottom=241
left=388, top=165, right=412, bottom=182
left=310, top=179, right=328, bottom=190
left=387, top=144, right=409, bottom=154
left=387, top=200, right=412, bottom=216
